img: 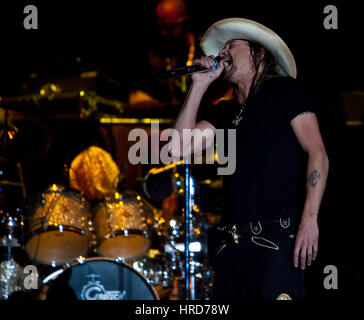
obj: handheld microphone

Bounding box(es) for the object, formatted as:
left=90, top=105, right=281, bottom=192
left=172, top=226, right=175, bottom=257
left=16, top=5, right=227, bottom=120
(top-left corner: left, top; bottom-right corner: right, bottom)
left=165, top=56, right=222, bottom=78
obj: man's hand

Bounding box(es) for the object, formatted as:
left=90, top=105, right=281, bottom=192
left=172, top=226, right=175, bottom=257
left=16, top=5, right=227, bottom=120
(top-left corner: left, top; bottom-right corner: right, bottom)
left=191, top=56, right=225, bottom=88
left=293, top=215, right=319, bottom=269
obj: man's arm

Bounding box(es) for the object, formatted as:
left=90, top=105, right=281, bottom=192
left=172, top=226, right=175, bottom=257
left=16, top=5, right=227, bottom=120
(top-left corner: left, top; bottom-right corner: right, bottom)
left=290, top=112, right=329, bottom=269
left=171, top=57, right=225, bottom=158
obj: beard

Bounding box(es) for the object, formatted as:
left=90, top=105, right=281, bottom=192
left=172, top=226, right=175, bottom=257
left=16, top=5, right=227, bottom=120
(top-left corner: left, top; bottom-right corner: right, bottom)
left=220, top=58, right=234, bottom=82
left=221, top=67, right=234, bottom=83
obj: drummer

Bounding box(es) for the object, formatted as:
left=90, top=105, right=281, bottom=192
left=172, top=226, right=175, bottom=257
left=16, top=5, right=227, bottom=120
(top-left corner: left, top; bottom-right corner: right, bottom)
left=69, top=145, right=122, bottom=205
left=127, top=0, right=202, bottom=110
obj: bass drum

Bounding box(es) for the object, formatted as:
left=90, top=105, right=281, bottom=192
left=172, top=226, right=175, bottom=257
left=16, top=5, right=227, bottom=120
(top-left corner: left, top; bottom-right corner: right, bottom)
left=39, top=257, right=158, bottom=300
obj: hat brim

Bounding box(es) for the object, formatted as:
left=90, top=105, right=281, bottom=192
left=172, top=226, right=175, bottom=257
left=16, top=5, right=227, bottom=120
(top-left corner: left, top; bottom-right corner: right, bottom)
left=200, top=18, right=297, bottom=78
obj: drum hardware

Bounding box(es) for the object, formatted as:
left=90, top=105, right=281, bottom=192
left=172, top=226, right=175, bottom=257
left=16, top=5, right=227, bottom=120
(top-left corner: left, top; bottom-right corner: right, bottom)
left=130, top=251, right=174, bottom=288
left=0, top=180, right=25, bottom=187
left=0, top=209, right=27, bottom=300
left=144, top=162, right=200, bottom=299
left=143, top=161, right=184, bottom=202
left=0, top=257, right=26, bottom=300
left=142, top=161, right=214, bottom=300
left=0, top=211, right=24, bottom=248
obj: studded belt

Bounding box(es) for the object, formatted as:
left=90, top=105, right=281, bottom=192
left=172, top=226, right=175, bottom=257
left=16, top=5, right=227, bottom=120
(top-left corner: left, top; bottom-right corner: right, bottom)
left=216, top=218, right=294, bottom=254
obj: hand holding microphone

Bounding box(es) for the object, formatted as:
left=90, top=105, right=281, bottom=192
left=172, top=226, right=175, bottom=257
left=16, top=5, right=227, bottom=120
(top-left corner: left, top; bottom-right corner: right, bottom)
left=191, top=56, right=226, bottom=89
left=165, top=56, right=224, bottom=78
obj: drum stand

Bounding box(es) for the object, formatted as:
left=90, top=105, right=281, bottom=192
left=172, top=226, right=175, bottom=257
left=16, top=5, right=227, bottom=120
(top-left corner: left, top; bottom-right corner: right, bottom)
left=0, top=211, right=24, bottom=300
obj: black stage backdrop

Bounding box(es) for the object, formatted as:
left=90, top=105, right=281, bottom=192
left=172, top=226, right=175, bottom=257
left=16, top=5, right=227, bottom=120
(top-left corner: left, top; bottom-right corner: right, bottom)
left=0, top=0, right=362, bottom=304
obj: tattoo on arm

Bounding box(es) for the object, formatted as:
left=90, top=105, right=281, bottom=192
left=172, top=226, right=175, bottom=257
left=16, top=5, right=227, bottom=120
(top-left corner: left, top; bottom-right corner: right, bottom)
left=307, top=169, right=321, bottom=187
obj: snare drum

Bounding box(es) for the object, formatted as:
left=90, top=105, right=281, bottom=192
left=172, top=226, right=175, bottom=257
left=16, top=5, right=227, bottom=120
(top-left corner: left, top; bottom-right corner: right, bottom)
left=40, top=257, right=158, bottom=300
left=25, top=184, right=92, bottom=266
left=93, top=191, right=151, bottom=260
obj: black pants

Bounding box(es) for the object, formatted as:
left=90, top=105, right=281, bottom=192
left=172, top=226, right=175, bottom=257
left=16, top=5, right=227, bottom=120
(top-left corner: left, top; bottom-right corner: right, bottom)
left=213, top=220, right=305, bottom=300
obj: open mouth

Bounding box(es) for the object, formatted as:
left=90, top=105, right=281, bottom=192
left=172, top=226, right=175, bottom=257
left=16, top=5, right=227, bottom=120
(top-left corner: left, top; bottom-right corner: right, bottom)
left=223, top=57, right=233, bottom=72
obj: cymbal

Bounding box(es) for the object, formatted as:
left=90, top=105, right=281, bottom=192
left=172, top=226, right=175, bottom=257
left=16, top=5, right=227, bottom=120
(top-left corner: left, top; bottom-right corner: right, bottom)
left=0, top=108, right=51, bottom=162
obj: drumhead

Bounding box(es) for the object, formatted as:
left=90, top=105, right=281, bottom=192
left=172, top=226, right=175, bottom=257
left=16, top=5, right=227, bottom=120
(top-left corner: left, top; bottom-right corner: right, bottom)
left=41, top=257, right=158, bottom=300
left=25, top=231, right=89, bottom=266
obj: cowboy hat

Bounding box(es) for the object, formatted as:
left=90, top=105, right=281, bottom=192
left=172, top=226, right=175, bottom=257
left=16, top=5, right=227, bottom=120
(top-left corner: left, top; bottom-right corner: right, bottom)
left=200, top=17, right=297, bottom=78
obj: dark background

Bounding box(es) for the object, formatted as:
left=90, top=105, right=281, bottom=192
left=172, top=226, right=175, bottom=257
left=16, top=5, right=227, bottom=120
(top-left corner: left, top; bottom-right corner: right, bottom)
left=0, top=0, right=362, bottom=301
left=1, top=1, right=363, bottom=94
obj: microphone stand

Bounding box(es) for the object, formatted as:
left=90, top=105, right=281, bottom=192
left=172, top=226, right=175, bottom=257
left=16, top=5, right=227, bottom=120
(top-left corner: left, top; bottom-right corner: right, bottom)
left=184, top=159, right=196, bottom=300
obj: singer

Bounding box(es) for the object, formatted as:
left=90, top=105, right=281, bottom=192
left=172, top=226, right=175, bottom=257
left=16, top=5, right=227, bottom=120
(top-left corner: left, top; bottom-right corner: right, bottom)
left=171, top=18, right=329, bottom=300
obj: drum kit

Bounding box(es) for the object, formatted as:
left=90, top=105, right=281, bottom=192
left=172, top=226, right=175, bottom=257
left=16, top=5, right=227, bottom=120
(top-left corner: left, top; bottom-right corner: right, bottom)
left=0, top=108, right=215, bottom=301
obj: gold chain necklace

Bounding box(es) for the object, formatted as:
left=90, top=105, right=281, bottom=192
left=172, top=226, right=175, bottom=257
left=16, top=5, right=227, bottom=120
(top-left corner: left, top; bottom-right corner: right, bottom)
left=232, top=103, right=247, bottom=126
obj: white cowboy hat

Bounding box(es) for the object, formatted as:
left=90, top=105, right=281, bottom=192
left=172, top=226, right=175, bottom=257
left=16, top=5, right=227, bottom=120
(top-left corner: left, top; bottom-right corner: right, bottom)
left=200, top=17, right=297, bottom=78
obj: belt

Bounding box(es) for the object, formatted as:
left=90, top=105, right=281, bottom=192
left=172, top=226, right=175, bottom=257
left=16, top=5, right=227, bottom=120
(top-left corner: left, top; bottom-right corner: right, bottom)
left=216, top=218, right=295, bottom=254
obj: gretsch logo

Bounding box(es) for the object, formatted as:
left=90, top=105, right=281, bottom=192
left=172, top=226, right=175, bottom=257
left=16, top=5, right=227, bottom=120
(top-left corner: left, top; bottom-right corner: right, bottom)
left=80, top=274, right=126, bottom=300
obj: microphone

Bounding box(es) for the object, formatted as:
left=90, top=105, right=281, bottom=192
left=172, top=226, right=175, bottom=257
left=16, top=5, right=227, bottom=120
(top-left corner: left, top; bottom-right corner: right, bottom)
left=165, top=56, right=222, bottom=78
